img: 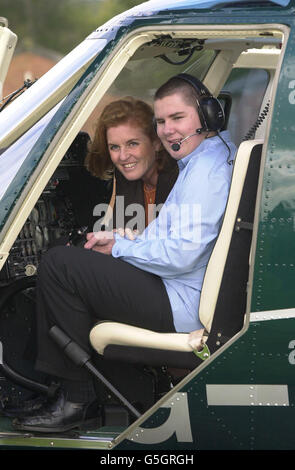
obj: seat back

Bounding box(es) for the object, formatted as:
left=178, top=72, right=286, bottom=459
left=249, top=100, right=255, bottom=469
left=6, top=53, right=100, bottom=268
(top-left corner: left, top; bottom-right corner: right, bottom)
left=199, top=139, right=263, bottom=333
left=204, top=140, right=263, bottom=355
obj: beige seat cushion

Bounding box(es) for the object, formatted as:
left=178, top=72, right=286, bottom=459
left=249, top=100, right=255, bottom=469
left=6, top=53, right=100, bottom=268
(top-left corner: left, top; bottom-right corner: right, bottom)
left=90, top=322, right=193, bottom=355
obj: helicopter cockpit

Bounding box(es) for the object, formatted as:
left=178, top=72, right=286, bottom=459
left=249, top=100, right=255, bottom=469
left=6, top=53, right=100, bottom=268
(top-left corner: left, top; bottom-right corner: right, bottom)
left=0, top=19, right=287, bottom=437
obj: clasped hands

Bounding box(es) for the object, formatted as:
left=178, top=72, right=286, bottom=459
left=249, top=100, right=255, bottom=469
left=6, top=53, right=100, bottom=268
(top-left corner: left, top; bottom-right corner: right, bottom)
left=84, top=228, right=138, bottom=255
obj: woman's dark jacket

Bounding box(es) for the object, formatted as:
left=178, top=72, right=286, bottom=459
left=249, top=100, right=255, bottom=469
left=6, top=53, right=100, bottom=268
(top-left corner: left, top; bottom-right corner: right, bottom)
left=106, top=157, right=179, bottom=230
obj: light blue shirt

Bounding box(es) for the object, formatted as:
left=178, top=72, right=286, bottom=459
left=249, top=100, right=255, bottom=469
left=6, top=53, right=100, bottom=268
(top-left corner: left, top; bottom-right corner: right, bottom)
left=112, top=131, right=236, bottom=332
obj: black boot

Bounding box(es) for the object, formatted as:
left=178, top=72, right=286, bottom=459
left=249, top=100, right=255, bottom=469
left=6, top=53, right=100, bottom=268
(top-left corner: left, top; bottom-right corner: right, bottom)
left=12, top=389, right=101, bottom=433
left=12, top=379, right=101, bottom=433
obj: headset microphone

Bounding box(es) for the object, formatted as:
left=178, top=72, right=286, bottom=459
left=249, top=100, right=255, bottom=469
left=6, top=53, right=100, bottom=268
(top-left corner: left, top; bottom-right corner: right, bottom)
left=171, top=128, right=204, bottom=151
left=171, top=142, right=181, bottom=151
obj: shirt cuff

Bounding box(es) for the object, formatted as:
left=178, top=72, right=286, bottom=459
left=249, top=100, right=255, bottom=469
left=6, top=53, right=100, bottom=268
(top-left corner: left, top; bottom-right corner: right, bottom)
left=112, top=232, right=133, bottom=258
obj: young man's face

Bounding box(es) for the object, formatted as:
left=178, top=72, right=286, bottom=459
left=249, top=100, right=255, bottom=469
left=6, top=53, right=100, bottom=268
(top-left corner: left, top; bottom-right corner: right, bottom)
left=154, top=92, right=205, bottom=160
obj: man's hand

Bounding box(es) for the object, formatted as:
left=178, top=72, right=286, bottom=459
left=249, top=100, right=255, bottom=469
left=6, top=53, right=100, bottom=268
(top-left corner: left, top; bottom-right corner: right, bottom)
left=187, top=328, right=205, bottom=350
left=84, top=231, right=115, bottom=255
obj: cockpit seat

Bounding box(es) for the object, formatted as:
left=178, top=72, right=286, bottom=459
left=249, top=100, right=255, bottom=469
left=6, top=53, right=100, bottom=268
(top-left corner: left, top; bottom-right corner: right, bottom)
left=89, top=139, right=263, bottom=369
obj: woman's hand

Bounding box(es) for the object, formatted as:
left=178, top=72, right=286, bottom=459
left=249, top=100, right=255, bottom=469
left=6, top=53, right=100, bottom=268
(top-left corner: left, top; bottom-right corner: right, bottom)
left=114, top=228, right=139, bottom=240
left=83, top=228, right=138, bottom=254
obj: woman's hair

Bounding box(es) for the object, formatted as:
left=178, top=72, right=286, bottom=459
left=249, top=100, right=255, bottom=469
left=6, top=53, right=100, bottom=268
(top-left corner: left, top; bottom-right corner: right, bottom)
left=85, top=97, right=169, bottom=180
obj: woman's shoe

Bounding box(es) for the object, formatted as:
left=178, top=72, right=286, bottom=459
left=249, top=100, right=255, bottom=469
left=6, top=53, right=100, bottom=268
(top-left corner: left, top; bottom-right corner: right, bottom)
left=12, top=389, right=101, bottom=433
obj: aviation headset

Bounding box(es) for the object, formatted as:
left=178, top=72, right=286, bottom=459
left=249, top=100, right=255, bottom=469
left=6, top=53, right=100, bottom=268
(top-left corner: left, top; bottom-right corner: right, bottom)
left=174, top=73, right=225, bottom=132
left=153, top=73, right=225, bottom=132
left=154, top=73, right=232, bottom=162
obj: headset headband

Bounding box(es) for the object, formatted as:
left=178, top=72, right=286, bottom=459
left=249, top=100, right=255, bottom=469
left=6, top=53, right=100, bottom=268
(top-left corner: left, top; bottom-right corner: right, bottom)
left=174, top=73, right=225, bottom=132
left=175, top=73, right=211, bottom=97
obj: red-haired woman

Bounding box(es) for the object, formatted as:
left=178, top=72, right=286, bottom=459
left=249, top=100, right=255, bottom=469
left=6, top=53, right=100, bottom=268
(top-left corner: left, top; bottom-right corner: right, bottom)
left=85, top=97, right=178, bottom=233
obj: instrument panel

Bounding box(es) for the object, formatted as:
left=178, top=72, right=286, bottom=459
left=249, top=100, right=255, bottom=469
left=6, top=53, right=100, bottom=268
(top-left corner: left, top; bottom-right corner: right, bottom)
left=0, top=131, right=110, bottom=283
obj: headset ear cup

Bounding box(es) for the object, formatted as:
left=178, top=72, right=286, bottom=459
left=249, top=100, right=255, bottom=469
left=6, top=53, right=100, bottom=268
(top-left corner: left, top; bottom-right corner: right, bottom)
left=200, top=96, right=225, bottom=131
left=174, top=73, right=225, bottom=131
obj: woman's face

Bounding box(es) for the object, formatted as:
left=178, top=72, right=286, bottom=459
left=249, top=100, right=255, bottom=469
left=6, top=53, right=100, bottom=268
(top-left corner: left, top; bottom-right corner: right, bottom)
left=107, top=122, right=160, bottom=182
left=154, top=92, right=204, bottom=160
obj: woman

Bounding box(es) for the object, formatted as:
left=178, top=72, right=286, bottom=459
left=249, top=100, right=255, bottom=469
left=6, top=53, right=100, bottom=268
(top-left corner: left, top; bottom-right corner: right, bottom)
left=85, top=97, right=178, bottom=233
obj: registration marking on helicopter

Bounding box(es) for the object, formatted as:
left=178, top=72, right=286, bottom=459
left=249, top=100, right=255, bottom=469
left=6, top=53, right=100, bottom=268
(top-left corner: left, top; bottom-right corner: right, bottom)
left=206, top=384, right=289, bottom=406
left=127, top=392, right=193, bottom=444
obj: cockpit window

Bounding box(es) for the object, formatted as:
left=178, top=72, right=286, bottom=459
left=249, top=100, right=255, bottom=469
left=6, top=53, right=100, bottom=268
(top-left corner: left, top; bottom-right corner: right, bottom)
left=0, top=102, right=63, bottom=230
left=109, top=48, right=217, bottom=104
left=224, top=68, right=270, bottom=145
left=82, top=48, right=217, bottom=140
left=0, top=38, right=107, bottom=150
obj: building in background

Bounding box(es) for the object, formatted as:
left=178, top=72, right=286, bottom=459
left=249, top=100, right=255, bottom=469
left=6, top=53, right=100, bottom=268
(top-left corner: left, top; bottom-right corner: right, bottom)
left=3, top=47, right=62, bottom=98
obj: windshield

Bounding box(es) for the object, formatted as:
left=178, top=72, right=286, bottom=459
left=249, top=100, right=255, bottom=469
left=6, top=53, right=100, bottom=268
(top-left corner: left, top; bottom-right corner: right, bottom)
left=0, top=102, right=63, bottom=202
left=0, top=38, right=107, bottom=148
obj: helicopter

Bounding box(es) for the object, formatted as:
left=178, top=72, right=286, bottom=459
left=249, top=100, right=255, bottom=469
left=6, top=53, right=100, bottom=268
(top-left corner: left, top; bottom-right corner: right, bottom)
left=0, top=0, right=294, bottom=452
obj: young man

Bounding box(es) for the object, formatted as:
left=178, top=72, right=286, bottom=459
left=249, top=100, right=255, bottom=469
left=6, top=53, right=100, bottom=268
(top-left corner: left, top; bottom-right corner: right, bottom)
left=12, top=74, right=236, bottom=433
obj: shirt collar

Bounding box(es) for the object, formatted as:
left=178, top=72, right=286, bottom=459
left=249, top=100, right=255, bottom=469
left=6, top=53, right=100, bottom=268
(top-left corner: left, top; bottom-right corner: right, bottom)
left=176, top=131, right=231, bottom=170
left=177, top=137, right=208, bottom=171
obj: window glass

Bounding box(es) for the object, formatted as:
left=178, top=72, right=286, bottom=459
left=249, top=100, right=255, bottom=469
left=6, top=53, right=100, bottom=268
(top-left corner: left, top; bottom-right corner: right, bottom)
left=223, top=68, right=270, bottom=146
left=114, top=49, right=216, bottom=102
left=83, top=48, right=217, bottom=139
left=0, top=102, right=63, bottom=202
left=0, top=38, right=107, bottom=149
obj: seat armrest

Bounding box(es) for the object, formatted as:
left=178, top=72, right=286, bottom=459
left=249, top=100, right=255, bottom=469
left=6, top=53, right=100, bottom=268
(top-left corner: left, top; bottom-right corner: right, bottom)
left=89, top=322, right=194, bottom=355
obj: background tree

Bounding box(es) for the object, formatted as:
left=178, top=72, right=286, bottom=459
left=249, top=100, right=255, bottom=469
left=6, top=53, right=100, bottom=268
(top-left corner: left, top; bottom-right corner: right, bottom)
left=0, top=0, right=142, bottom=54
